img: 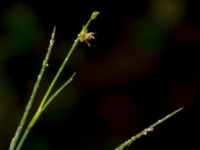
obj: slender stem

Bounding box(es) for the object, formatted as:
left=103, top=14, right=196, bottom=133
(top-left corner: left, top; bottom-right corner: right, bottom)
left=15, top=11, right=99, bottom=150
left=37, top=11, right=99, bottom=110
left=114, top=107, right=184, bottom=150
left=42, top=72, right=76, bottom=111
left=37, top=38, right=79, bottom=110
left=16, top=111, right=41, bottom=150
left=15, top=73, right=76, bottom=150
left=9, top=27, right=56, bottom=150
left=16, top=37, right=78, bottom=150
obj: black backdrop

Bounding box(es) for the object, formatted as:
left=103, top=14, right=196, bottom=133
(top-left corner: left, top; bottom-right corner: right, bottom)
left=0, top=0, right=199, bottom=150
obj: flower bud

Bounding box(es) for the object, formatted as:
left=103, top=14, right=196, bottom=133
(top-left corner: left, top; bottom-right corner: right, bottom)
left=91, top=11, right=100, bottom=20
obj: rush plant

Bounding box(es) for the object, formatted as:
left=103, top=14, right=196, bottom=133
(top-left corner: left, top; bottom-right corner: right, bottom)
left=9, top=11, right=183, bottom=150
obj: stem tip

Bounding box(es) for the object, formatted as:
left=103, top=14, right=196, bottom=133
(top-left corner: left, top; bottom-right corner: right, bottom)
left=91, top=11, right=100, bottom=20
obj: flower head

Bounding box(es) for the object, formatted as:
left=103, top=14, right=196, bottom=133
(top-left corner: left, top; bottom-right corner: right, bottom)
left=79, top=28, right=95, bottom=47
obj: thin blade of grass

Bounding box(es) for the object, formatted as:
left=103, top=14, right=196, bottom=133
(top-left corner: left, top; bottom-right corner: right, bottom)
left=42, top=72, right=76, bottom=111
left=114, top=107, right=184, bottom=150
left=15, top=11, right=99, bottom=150
left=9, top=27, right=56, bottom=150
left=37, top=11, right=100, bottom=110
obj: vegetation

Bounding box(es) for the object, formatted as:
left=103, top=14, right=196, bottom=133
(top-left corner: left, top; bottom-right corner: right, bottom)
left=9, top=11, right=183, bottom=150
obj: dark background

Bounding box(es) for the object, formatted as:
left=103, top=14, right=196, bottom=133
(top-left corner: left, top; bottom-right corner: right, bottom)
left=0, top=0, right=199, bottom=150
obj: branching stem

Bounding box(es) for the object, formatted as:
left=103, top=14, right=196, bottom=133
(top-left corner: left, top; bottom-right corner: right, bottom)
left=13, top=11, right=99, bottom=150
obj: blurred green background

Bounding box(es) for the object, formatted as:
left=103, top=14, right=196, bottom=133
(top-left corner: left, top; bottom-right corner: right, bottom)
left=0, top=0, right=199, bottom=150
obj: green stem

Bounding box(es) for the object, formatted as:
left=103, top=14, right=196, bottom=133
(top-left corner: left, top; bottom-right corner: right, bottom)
left=16, top=73, right=76, bottom=150
left=15, top=73, right=76, bottom=150
left=42, top=72, right=76, bottom=111
left=15, top=11, right=99, bottom=150
left=114, top=107, right=183, bottom=150
left=16, top=36, right=78, bottom=150
left=37, top=11, right=99, bottom=111
left=37, top=37, right=79, bottom=110
left=16, top=111, right=41, bottom=150
left=9, top=27, right=56, bottom=150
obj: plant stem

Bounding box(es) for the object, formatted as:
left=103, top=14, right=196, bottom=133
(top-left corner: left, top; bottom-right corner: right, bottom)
left=114, top=107, right=183, bottom=150
left=15, top=72, right=76, bottom=150
left=14, top=11, right=99, bottom=150
left=15, top=111, right=41, bottom=150
left=9, top=27, right=56, bottom=150
left=37, top=38, right=79, bottom=110
left=37, top=11, right=99, bottom=110
left=16, top=32, right=78, bottom=150
left=42, top=72, right=76, bottom=111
